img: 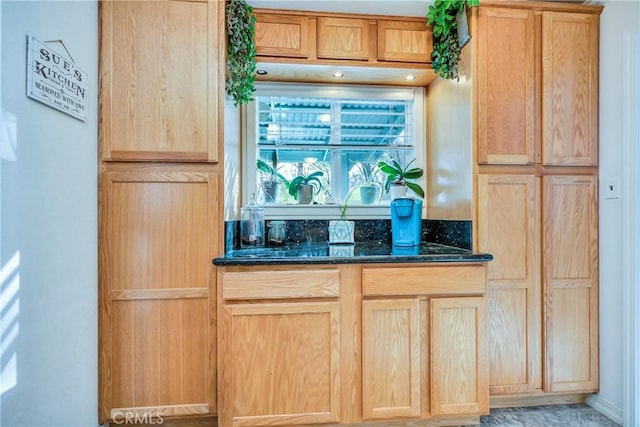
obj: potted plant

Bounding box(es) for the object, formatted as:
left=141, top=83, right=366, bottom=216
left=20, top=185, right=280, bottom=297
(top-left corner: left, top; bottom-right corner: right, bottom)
left=353, top=161, right=381, bottom=204
left=256, top=152, right=289, bottom=203
left=426, top=0, right=479, bottom=81
left=225, top=0, right=257, bottom=106
left=329, top=187, right=358, bottom=244
left=288, top=168, right=324, bottom=204
left=377, top=158, right=425, bottom=199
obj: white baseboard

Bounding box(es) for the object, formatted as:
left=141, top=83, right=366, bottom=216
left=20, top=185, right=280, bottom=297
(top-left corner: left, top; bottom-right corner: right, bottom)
left=586, top=394, right=623, bottom=425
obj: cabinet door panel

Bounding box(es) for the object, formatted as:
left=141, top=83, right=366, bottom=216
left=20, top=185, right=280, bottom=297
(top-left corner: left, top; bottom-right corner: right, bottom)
left=99, top=170, right=218, bottom=421
left=224, top=302, right=341, bottom=426
left=543, top=175, right=598, bottom=392
left=431, top=298, right=488, bottom=416
left=477, top=174, right=541, bottom=394
left=100, top=0, right=220, bottom=162
left=104, top=172, right=217, bottom=291
left=255, top=13, right=309, bottom=58
left=377, top=20, right=431, bottom=63
left=477, top=7, right=535, bottom=165
left=542, top=12, right=599, bottom=166
left=317, top=17, right=370, bottom=60
left=111, top=299, right=209, bottom=412
left=362, top=299, right=420, bottom=420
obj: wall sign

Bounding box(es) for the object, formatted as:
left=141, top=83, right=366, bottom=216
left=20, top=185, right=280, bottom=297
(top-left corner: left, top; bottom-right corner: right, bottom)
left=26, top=36, right=88, bottom=121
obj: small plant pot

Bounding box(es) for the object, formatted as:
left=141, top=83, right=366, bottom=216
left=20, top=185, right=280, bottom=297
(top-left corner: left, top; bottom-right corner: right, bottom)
left=261, top=181, right=279, bottom=204
left=389, top=183, right=408, bottom=200
left=297, top=184, right=314, bottom=204
left=328, top=220, right=355, bottom=244
left=360, top=185, right=377, bottom=204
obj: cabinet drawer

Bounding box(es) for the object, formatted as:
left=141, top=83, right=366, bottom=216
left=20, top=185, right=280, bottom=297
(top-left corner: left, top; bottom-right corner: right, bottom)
left=363, top=265, right=486, bottom=296
left=222, top=269, right=340, bottom=300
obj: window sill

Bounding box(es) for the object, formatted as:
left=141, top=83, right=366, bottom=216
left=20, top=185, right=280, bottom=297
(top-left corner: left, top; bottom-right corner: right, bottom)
left=262, top=203, right=424, bottom=220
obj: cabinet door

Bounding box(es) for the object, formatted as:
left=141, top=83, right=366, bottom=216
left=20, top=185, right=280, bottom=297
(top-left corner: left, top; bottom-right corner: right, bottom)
left=477, top=175, right=541, bottom=394
left=100, top=0, right=221, bottom=162
left=317, top=17, right=370, bottom=60
left=431, top=297, right=488, bottom=416
left=255, top=13, right=310, bottom=58
left=362, top=299, right=421, bottom=420
left=377, top=20, right=432, bottom=63
left=99, top=170, right=218, bottom=422
left=220, top=302, right=341, bottom=426
left=477, top=7, right=535, bottom=165
left=542, top=12, right=599, bottom=166
left=543, top=175, right=598, bottom=392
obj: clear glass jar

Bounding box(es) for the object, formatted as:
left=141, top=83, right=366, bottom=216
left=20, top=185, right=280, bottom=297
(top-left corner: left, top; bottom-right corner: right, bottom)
left=240, top=194, right=264, bottom=247
left=267, top=220, right=287, bottom=246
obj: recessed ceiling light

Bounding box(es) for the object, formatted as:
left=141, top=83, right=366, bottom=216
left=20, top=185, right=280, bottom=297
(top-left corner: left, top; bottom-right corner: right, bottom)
left=332, top=72, right=344, bottom=78
left=405, top=74, right=416, bottom=81
left=256, top=69, right=268, bottom=75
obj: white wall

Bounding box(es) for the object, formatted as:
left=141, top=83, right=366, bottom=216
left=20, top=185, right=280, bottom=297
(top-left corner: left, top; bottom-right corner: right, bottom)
left=593, top=0, right=640, bottom=421
left=0, top=1, right=99, bottom=426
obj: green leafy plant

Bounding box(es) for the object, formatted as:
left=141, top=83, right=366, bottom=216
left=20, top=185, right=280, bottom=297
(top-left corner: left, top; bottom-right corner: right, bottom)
left=226, top=0, right=257, bottom=106
left=288, top=170, right=324, bottom=200
left=426, top=0, right=479, bottom=80
left=256, top=152, right=290, bottom=189
left=377, top=158, right=425, bottom=198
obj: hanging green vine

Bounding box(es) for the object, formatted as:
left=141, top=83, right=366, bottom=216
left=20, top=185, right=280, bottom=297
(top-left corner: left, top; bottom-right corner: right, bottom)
left=225, top=0, right=257, bottom=107
left=426, top=0, right=478, bottom=80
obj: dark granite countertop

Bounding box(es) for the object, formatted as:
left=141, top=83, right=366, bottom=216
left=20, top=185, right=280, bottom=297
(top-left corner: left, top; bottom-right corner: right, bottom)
left=212, top=241, right=493, bottom=266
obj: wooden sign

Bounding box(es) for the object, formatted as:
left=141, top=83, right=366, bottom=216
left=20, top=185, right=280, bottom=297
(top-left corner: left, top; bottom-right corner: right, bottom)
left=26, top=36, right=88, bottom=121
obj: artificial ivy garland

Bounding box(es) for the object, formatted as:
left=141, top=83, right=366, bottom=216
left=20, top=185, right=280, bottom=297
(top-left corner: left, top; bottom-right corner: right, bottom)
left=427, top=0, right=478, bottom=80
left=225, top=0, right=257, bottom=106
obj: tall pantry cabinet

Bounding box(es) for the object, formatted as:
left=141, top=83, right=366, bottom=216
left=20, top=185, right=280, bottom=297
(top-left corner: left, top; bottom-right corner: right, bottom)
left=475, top=2, right=601, bottom=401
left=98, top=0, right=225, bottom=423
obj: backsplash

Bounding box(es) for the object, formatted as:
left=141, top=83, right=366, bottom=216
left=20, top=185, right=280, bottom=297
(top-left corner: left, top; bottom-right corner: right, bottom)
left=224, top=219, right=472, bottom=252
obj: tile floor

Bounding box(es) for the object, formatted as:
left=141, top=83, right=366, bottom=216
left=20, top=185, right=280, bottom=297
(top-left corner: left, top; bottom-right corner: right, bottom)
left=479, top=404, right=620, bottom=426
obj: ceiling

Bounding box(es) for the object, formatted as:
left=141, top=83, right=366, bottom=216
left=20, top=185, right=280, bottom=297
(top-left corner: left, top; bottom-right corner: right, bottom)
left=246, top=0, right=431, bottom=18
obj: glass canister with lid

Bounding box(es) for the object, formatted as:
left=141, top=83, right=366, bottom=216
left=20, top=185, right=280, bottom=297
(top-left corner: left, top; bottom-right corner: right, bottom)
left=267, top=220, right=287, bottom=246
left=240, top=193, right=265, bottom=247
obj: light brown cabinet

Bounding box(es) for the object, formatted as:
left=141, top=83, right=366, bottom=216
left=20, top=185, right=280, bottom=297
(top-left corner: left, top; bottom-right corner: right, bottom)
left=477, top=174, right=541, bottom=395
left=477, top=173, right=599, bottom=397
left=255, top=9, right=431, bottom=66
left=541, top=12, right=599, bottom=166
left=99, top=0, right=222, bottom=162
left=98, top=169, right=219, bottom=422
left=361, top=265, right=489, bottom=421
left=475, top=2, right=601, bottom=402
left=476, top=7, right=599, bottom=166
left=317, top=17, right=371, bottom=60
left=255, top=12, right=310, bottom=58
left=362, top=299, right=421, bottom=420
left=543, top=175, right=599, bottom=392
left=219, top=263, right=489, bottom=427
left=219, top=267, right=342, bottom=427
left=477, top=7, right=535, bottom=165
left=377, top=20, right=432, bottom=64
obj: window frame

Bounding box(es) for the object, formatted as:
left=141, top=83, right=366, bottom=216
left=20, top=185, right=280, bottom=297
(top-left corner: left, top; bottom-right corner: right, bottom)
left=242, top=82, right=426, bottom=219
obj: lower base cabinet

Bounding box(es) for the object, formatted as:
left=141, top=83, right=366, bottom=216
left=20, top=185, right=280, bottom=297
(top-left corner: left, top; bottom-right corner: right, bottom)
left=221, top=301, right=341, bottom=426
left=219, top=263, right=489, bottom=427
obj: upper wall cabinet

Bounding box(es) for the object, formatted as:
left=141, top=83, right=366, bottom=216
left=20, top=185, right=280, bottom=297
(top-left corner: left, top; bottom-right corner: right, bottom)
left=317, top=17, right=371, bottom=60
left=377, top=20, right=432, bottom=63
left=255, top=13, right=310, bottom=58
left=99, top=0, right=222, bottom=163
left=477, top=7, right=535, bottom=165
left=542, top=12, right=599, bottom=166
left=476, top=6, right=599, bottom=166
left=254, top=10, right=432, bottom=68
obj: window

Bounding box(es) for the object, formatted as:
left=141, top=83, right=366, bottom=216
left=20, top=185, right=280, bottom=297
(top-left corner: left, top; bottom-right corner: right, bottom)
left=243, top=82, right=425, bottom=219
